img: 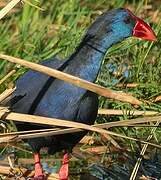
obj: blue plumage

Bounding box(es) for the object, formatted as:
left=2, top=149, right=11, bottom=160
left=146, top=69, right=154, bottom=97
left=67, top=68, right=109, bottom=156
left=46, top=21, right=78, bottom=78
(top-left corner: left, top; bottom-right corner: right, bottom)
left=9, top=8, right=136, bottom=154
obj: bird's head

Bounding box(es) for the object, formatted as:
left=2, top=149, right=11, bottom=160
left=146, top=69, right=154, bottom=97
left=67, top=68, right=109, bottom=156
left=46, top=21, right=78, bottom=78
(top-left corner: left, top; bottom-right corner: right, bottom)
left=85, top=8, right=156, bottom=50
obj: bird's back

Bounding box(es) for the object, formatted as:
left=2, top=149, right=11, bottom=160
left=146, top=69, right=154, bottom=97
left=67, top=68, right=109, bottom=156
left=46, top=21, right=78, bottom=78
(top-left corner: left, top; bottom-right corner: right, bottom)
left=10, top=56, right=96, bottom=130
left=10, top=57, right=68, bottom=114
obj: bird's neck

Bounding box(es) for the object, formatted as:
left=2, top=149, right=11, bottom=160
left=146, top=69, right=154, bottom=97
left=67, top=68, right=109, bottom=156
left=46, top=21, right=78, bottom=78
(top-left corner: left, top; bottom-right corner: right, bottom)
left=64, top=34, right=114, bottom=82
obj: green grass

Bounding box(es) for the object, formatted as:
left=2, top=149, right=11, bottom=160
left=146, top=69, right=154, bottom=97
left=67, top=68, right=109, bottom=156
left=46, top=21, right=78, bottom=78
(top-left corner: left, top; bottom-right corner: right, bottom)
left=0, top=0, right=161, bottom=179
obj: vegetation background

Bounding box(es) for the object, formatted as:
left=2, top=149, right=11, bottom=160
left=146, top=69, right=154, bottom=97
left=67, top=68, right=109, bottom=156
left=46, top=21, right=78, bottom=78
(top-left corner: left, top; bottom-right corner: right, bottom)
left=0, top=0, right=161, bottom=179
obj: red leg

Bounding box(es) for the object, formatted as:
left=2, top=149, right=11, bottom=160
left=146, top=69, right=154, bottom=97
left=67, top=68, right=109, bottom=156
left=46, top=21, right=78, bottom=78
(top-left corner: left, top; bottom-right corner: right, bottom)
left=59, top=153, right=69, bottom=180
left=34, top=153, right=45, bottom=179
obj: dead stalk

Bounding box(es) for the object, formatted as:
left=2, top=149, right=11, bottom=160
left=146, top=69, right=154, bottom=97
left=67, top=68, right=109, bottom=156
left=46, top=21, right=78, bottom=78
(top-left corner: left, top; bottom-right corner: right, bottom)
left=0, top=54, right=142, bottom=105
left=0, top=0, right=21, bottom=20
left=0, top=88, right=16, bottom=103
left=98, top=109, right=160, bottom=116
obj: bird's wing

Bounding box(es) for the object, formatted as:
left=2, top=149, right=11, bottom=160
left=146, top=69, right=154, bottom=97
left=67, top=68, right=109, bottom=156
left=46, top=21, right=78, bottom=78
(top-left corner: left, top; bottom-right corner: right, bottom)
left=28, top=91, right=98, bottom=153
left=5, top=57, right=69, bottom=113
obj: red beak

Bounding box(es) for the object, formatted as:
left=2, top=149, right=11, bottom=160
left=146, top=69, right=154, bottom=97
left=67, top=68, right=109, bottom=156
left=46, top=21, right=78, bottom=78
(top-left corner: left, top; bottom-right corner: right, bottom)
left=133, top=18, right=157, bottom=41
left=126, top=9, right=157, bottom=41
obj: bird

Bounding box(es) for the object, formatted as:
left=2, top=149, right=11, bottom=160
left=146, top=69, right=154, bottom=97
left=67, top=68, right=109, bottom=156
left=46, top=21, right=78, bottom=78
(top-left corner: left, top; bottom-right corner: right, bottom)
left=7, top=8, right=156, bottom=180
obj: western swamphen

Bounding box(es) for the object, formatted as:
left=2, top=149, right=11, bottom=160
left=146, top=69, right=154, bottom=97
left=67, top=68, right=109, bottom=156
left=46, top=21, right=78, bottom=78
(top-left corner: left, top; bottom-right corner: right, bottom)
left=8, top=8, right=156, bottom=180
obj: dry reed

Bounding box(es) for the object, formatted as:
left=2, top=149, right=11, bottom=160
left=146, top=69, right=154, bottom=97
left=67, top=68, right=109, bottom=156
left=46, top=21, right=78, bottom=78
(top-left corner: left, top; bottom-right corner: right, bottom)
left=0, top=54, right=142, bottom=105
left=98, top=109, right=160, bottom=116
left=0, top=0, right=21, bottom=20
left=0, top=108, right=160, bottom=148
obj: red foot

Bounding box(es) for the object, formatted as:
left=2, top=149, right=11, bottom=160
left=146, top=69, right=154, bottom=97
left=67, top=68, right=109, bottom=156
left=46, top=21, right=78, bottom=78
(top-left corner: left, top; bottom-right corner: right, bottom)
left=34, top=153, right=46, bottom=180
left=59, top=153, right=69, bottom=180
